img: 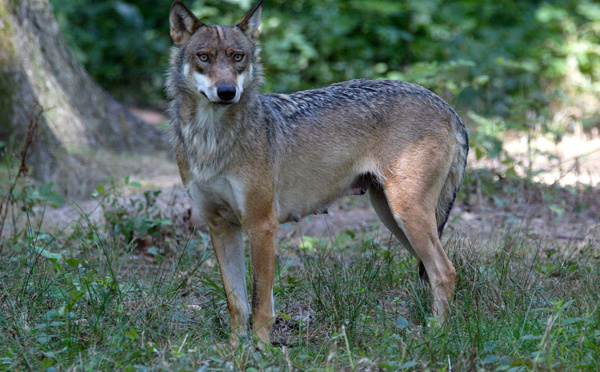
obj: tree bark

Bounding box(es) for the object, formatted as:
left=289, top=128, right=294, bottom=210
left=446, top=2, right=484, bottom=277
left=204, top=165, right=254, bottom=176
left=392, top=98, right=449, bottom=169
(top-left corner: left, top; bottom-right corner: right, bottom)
left=0, top=0, right=165, bottom=190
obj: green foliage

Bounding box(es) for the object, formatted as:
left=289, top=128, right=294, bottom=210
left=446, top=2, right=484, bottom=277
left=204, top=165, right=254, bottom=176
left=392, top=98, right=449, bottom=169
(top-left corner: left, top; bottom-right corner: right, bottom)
left=50, top=0, right=600, bottom=108
left=0, top=181, right=65, bottom=214
left=51, top=0, right=172, bottom=104
left=93, top=177, right=172, bottom=251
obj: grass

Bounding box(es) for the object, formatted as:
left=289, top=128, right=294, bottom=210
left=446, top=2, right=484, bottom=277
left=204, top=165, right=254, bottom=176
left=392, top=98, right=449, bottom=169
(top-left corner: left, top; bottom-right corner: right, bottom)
left=1, top=178, right=599, bottom=371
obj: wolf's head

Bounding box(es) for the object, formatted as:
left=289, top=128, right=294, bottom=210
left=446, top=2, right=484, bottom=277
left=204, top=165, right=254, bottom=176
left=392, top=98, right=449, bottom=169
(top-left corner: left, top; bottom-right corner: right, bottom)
left=168, top=0, right=263, bottom=105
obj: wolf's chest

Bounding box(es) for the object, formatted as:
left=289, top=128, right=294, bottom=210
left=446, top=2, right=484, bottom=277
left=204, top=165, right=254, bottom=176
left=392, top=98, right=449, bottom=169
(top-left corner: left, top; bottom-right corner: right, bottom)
left=178, top=109, right=237, bottom=182
left=187, top=173, right=246, bottom=225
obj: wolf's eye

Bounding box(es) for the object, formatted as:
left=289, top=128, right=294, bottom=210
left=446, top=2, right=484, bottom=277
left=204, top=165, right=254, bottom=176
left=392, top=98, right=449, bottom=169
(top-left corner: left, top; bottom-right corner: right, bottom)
left=233, top=54, right=244, bottom=62
left=198, top=54, right=209, bottom=62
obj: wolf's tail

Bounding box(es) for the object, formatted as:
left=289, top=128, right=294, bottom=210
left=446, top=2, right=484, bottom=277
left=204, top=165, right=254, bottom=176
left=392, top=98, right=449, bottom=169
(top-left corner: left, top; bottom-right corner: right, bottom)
left=435, top=115, right=469, bottom=239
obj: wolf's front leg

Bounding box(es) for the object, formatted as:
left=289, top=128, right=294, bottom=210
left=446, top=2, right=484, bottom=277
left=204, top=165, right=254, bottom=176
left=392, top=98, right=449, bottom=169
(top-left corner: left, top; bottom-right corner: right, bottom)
left=208, top=216, right=249, bottom=347
left=245, top=214, right=278, bottom=346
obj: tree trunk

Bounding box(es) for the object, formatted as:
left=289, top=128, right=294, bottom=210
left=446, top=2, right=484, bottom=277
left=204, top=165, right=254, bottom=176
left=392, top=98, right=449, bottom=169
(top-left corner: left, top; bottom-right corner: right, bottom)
left=0, top=0, right=166, bottom=193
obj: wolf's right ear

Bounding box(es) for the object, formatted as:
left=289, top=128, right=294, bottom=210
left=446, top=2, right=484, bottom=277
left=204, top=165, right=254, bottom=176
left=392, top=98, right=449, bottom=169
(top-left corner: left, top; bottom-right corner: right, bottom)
left=169, top=1, right=203, bottom=47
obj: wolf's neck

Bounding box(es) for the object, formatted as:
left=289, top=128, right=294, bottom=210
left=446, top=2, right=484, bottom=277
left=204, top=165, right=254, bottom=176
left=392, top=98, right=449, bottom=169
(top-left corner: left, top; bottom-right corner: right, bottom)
left=180, top=95, right=241, bottom=181
left=196, top=98, right=232, bottom=128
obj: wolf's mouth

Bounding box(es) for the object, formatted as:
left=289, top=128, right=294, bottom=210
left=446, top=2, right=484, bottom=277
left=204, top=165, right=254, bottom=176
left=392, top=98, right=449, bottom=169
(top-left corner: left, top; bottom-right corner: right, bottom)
left=200, top=91, right=235, bottom=106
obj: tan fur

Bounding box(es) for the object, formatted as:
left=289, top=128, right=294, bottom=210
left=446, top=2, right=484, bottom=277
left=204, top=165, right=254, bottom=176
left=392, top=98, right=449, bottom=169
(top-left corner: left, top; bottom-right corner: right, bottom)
left=167, top=0, right=469, bottom=346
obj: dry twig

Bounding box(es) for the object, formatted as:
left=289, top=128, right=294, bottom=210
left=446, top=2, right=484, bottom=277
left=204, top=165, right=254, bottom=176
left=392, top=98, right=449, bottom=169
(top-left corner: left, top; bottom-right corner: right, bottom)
left=0, top=107, right=43, bottom=252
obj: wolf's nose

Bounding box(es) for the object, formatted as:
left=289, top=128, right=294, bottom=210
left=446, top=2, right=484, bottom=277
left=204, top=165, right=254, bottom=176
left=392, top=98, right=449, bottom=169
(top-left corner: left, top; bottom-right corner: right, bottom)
left=217, top=84, right=237, bottom=101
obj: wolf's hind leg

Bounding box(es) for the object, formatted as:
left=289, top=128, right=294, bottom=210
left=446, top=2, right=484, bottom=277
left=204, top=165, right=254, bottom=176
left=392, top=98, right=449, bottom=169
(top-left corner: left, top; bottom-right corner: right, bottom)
left=208, top=217, right=250, bottom=346
left=369, top=187, right=414, bottom=255
left=369, top=188, right=429, bottom=283
left=378, top=173, right=456, bottom=320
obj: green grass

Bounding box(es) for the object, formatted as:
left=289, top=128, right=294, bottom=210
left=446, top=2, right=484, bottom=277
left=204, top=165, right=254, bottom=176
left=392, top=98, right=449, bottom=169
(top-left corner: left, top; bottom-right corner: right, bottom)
left=1, top=184, right=599, bottom=371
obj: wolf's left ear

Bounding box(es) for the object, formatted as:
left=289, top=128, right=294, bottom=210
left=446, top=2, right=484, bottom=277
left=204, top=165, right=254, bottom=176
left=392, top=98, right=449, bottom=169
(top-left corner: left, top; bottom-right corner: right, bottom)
left=170, top=0, right=203, bottom=47
left=236, top=0, right=263, bottom=42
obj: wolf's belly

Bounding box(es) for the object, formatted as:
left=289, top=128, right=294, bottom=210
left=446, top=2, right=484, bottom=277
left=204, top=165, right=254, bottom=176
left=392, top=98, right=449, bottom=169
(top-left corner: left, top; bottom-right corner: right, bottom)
left=275, top=172, right=376, bottom=224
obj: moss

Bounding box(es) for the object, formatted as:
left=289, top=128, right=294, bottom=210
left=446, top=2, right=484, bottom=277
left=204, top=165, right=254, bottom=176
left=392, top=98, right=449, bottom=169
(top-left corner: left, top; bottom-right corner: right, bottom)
left=0, top=1, right=16, bottom=128
left=0, top=1, right=16, bottom=67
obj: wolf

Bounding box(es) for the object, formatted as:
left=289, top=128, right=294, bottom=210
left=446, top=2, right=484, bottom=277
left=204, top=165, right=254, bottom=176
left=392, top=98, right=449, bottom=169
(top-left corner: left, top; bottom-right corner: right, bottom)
left=166, top=0, right=469, bottom=346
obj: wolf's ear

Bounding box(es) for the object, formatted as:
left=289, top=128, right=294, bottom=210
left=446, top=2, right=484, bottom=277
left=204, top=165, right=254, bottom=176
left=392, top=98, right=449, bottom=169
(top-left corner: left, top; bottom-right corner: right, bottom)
left=169, top=0, right=203, bottom=47
left=236, top=0, right=263, bottom=43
